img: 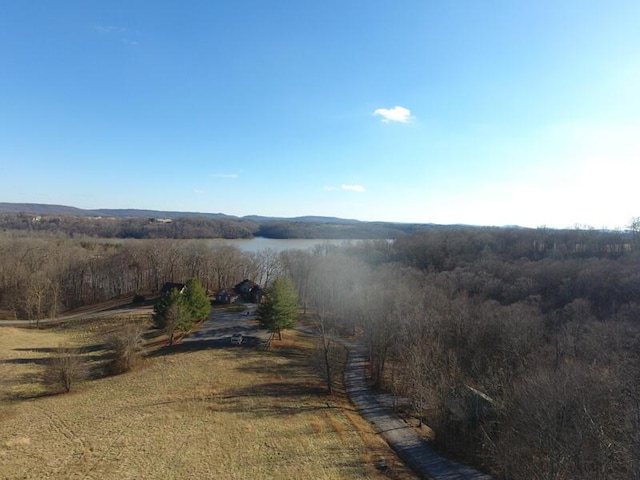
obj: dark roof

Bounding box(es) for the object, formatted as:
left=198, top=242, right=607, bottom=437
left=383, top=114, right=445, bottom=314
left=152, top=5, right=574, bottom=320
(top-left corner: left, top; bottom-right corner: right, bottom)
left=216, top=288, right=238, bottom=296
left=160, top=282, right=186, bottom=295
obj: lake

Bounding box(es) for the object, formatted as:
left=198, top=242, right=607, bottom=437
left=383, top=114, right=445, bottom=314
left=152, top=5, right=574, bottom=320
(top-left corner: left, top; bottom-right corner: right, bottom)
left=205, top=237, right=376, bottom=253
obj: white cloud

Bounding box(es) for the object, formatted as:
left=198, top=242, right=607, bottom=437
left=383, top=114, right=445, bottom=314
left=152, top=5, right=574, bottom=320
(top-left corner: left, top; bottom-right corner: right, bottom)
left=373, top=106, right=414, bottom=123
left=193, top=189, right=205, bottom=194
left=212, top=173, right=239, bottom=179
left=93, top=25, right=140, bottom=46
left=94, top=25, right=126, bottom=35
left=341, top=184, right=365, bottom=193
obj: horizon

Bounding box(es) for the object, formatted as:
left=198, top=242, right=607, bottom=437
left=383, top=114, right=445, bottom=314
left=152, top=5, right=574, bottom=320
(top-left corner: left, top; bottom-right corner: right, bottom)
left=1, top=2, right=639, bottom=230
left=2, top=201, right=637, bottom=232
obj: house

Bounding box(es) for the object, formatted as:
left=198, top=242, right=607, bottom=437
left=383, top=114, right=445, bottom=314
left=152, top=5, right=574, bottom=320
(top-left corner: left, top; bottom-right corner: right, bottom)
left=214, top=280, right=263, bottom=304
left=233, top=279, right=263, bottom=303
left=445, top=384, right=496, bottom=423
left=160, top=282, right=186, bottom=296
left=215, top=288, right=239, bottom=304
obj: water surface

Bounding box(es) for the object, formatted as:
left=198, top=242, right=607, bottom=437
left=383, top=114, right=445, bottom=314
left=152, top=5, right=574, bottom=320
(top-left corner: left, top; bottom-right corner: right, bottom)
left=206, top=237, right=369, bottom=253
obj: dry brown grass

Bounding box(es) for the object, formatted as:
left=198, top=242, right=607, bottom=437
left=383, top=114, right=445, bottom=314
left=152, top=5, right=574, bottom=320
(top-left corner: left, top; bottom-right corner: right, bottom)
left=0, top=327, right=75, bottom=401
left=0, top=325, right=418, bottom=479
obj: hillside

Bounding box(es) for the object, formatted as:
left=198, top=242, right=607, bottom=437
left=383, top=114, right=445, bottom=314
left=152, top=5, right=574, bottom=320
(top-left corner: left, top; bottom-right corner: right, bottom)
left=0, top=202, right=444, bottom=239
left=0, top=202, right=235, bottom=220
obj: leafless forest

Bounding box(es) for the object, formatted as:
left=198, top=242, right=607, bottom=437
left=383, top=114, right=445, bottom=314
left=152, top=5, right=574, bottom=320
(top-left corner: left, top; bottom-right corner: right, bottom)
left=1, top=224, right=639, bottom=479
left=0, top=234, right=283, bottom=319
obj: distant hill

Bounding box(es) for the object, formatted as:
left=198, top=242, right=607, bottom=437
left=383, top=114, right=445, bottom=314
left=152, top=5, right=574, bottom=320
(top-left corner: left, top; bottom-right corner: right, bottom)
left=0, top=203, right=236, bottom=220
left=0, top=202, right=447, bottom=239
left=243, top=214, right=362, bottom=225
left=0, top=203, right=373, bottom=225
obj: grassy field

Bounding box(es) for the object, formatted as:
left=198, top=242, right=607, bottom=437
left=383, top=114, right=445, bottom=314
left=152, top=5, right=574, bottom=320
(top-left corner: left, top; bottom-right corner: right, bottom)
left=0, top=319, right=417, bottom=479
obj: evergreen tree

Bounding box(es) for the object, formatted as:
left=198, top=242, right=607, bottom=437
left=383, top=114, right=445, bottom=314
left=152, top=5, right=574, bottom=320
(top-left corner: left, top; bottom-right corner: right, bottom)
left=153, top=288, right=193, bottom=345
left=184, top=278, right=211, bottom=321
left=256, top=276, right=298, bottom=340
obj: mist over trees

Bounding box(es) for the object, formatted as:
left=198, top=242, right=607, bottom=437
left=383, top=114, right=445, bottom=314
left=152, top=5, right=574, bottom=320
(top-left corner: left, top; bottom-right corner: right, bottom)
left=281, top=227, right=640, bottom=479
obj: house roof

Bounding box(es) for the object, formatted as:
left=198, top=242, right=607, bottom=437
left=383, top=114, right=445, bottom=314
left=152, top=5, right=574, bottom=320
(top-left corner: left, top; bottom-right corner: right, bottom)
left=445, top=384, right=496, bottom=422
left=160, top=282, right=186, bottom=295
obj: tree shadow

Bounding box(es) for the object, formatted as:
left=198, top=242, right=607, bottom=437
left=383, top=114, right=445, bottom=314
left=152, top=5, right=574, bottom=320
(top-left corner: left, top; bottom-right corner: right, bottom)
left=146, top=334, right=269, bottom=357
left=227, top=381, right=327, bottom=399
left=13, top=343, right=106, bottom=354
left=3, top=344, right=113, bottom=389
left=2, top=357, right=52, bottom=366
left=13, top=347, right=59, bottom=353
left=206, top=395, right=332, bottom=418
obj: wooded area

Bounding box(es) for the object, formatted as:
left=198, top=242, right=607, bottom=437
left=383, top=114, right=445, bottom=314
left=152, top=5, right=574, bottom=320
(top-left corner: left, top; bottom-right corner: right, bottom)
left=1, top=224, right=639, bottom=478
left=0, top=211, right=434, bottom=240
left=283, top=227, right=640, bottom=479
left=0, top=213, right=258, bottom=239
left=0, top=234, right=281, bottom=320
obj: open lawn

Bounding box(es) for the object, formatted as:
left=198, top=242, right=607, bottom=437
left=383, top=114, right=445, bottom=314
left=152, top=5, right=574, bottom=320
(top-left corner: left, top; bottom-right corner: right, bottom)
left=0, top=323, right=417, bottom=479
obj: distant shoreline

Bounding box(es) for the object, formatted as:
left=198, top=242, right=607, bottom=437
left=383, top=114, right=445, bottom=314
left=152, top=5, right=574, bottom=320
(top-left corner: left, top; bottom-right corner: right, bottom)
left=0, top=202, right=451, bottom=240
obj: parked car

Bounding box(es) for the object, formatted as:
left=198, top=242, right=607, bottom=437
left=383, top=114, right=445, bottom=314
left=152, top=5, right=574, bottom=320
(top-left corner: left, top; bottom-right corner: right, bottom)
left=230, top=333, right=243, bottom=345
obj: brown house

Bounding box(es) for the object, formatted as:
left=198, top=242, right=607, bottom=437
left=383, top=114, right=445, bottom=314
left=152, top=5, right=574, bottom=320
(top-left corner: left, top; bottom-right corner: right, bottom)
left=234, top=279, right=263, bottom=303
left=215, top=288, right=239, bottom=304
left=215, top=280, right=263, bottom=304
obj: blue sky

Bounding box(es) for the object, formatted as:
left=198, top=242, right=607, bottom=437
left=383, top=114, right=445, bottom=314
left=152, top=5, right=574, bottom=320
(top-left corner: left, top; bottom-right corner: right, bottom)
left=1, top=1, right=639, bottom=229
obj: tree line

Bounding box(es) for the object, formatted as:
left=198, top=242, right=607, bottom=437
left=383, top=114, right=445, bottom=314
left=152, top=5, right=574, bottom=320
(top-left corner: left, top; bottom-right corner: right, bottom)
left=1, top=212, right=435, bottom=240
left=0, top=233, right=282, bottom=320
left=0, top=213, right=258, bottom=239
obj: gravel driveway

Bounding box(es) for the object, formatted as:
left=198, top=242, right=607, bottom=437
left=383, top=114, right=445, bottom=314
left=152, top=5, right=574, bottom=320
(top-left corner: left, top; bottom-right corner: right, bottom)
left=182, top=305, right=272, bottom=349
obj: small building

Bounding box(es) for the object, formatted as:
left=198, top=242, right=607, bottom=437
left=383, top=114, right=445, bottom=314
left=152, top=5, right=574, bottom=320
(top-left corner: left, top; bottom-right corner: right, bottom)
left=445, top=384, right=496, bottom=423
left=234, top=279, right=263, bottom=303
left=160, top=282, right=186, bottom=296
left=215, top=288, right=239, bottom=304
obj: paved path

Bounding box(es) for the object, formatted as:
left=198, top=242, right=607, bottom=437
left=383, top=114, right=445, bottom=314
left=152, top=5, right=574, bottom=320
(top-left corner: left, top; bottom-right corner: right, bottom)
left=345, top=343, right=493, bottom=480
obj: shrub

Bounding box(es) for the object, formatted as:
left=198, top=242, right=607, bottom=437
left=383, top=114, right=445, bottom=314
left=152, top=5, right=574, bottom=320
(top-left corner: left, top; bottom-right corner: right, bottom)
left=43, top=344, right=86, bottom=393
left=132, top=294, right=146, bottom=304
left=104, top=324, right=143, bottom=375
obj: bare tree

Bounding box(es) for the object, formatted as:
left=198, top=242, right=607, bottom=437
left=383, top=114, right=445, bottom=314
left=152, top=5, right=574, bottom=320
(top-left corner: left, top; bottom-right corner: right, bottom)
left=43, top=344, right=86, bottom=393
left=207, top=245, right=250, bottom=290
left=281, top=249, right=313, bottom=314
left=104, top=322, right=144, bottom=375
left=315, top=315, right=336, bottom=395
left=251, top=248, right=282, bottom=288
left=628, top=216, right=640, bottom=245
